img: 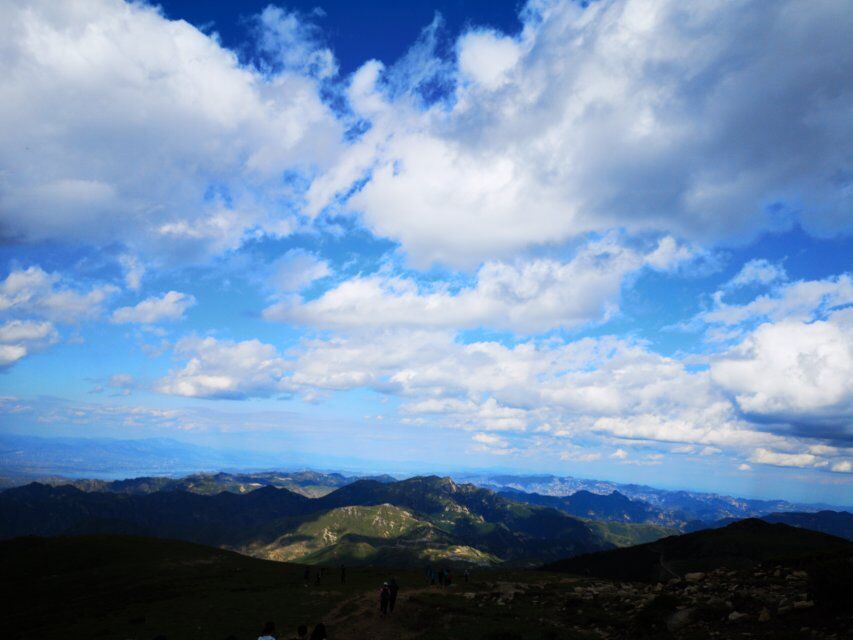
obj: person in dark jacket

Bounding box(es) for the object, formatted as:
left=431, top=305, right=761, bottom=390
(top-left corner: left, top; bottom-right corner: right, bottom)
left=309, top=623, right=327, bottom=640
left=379, top=582, right=391, bottom=616
left=388, top=577, right=399, bottom=613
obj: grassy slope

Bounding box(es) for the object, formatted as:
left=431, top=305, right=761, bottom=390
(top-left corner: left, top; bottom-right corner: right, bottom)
left=244, top=504, right=501, bottom=566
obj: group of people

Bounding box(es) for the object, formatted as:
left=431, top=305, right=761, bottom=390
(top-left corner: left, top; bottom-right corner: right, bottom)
left=257, top=621, right=326, bottom=640
left=424, top=565, right=470, bottom=587
left=302, top=565, right=346, bottom=587
left=378, top=578, right=399, bottom=616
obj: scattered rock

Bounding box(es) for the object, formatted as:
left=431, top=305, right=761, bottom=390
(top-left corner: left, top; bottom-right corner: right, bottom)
left=685, top=572, right=705, bottom=583
left=666, top=607, right=695, bottom=631
left=759, top=608, right=771, bottom=622
left=794, top=600, right=815, bottom=610
left=728, top=611, right=748, bottom=622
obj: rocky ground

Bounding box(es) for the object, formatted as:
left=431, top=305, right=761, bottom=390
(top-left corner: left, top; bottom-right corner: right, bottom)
left=325, top=563, right=850, bottom=639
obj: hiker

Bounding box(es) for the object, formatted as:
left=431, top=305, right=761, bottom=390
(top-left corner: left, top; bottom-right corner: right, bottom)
left=309, top=623, right=327, bottom=640
left=379, top=582, right=391, bottom=616
left=340, top=564, right=346, bottom=584
left=315, top=569, right=321, bottom=586
left=438, top=567, right=445, bottom=586
left=388, top=577, right=399, bottom=613
left=303, top=567, right=310, bottom=587
left=293, top=624, right=308, bottom=640
left=446, top=568, right=453, bottom=587
left=258, top=621, right=277, bottom=640
left=464, top=568, right=470, bottom=583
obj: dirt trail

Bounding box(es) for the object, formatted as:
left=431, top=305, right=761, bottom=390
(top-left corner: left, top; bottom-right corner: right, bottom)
left=324, top=584, right=434, bottom=640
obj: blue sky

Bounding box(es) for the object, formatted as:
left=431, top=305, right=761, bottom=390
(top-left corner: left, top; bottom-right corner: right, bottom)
left=0, top=0, right=851, bottom=504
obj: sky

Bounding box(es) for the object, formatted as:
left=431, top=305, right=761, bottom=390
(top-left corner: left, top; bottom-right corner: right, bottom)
left=0, top=0, right=851, bottom=504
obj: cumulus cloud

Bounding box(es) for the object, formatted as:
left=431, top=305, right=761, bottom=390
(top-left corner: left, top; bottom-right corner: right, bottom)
left=750, top=448, right=820, bottom=469
left=266, top=236, right=690, bottom=332
left=308, top=0, right=853, bottom=266
left=457, top=30, right=521, bottom=90
left=0, top=266, right=117, bottom=322
left=157, top=336, right=291, bottom=399
left=111, top=291, right=196, bottom=324
left=700, top=274, right=853, bottom=331
left=252, top=5, right=337, bottom=79
left=0, top=319, right=58, bottom=368
left=267, top=249, right=331, bottom=293
left=724, top=259, right=787, bottom=290
left=119, top=255, right=145, bottom=291
left=712, top=307, right=853, bottom=439
left=831, top=460, right=852, bottom=473
left=0, top=0, right=342, bottom=258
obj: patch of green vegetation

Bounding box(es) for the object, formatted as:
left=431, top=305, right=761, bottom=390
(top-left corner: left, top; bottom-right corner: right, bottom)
left=585, top=520, right=677, bottom=547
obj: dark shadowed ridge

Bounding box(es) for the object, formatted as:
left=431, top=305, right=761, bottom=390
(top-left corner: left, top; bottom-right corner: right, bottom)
left=544, top=519, right=852, bottom=582
left=693, top=510, right=853, bottom=541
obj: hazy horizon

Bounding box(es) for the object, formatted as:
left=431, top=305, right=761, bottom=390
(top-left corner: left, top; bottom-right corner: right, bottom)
left=1, top=0, right=851, bottom=507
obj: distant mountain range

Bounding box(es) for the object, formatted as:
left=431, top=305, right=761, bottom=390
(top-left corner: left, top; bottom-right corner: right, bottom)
left=0, top=476, right=631, bottom=566
left=39, top=470, right=396, bottom=498
left=468, top=473, right=851, bottom=534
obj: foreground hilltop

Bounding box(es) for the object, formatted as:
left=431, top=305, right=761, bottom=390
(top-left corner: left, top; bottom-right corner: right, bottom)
left=4, top=526, right=850, bottom=640
left=545, top=518, right=852, bottom=581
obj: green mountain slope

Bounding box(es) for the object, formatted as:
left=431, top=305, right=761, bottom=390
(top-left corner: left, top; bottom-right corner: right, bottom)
left=244, top=503, right=501, bottom=566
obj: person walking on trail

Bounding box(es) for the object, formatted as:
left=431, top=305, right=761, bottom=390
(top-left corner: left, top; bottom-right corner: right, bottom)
left=388, top=577, right=399, bottom=613
left=303, top=567, right=310, bottom=587
left=464, top=568, right=470, bottom=583
left=379, top=582, right=391, bottom=617
left=292, top=624, right=308, bottom=640
left=309, top=622, right=327, bottom=640
left=315, top=568, right=321, bottom=586
left=258, top=621, right=277, bottom=640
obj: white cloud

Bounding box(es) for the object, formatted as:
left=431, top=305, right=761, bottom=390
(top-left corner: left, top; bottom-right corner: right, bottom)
left=268, top=249, right=331, bottom=293
left=457, top=30, right=521, bottom=90
left=119, top=255, right=145, bottom=291
left=266, top=236, right=685, bottom=333
left=0, top=0, right=342, bottom=258
left=711, top=307, right=853, bottom=434
left=724, top=259, right=787, bottom=290
left=0, top=266, right=116, bottom=322
left=157, top=336, right=291, bottom=399
left=830, top=460, right=852, bottom=473
left=0, top=319, right=58, bottom=368
left=737, top=463, right=752, bottom=471
left=700, top=274, right=853, bottom=333
left=610, top=448, right=629, bottom=460
left=750, top=448, right=819, bottom=469
left=252, top=5, right=337, bottom=79
left=111, top=291, right=196, bottom=324
left=308, top=0, right=853, bottom=266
